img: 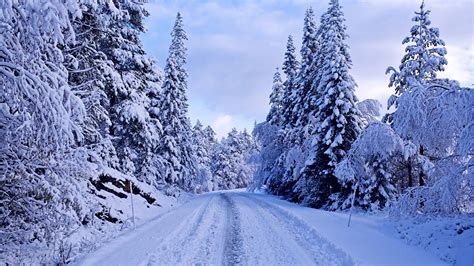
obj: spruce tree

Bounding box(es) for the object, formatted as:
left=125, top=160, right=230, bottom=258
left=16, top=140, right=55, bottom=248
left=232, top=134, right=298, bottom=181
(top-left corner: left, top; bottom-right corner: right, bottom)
left=157, top=13, right=196, bottom=189
left=141, top=65, right=165, bottom=186
left=334, top=122, right=401, bottom=210
left=212, top=129, right=256, bottom=190
left=97, top=1, right=161, bottom=184
left=191, top=121, right=217, bottom=192
left=385, top=0, right=447, bottom=123
left=294, top=7, right=319, bottom=130
left=281, top=35, right=300, bottom=128
left=266, top=68, right=285, bottom=126
left=305, top=0, right=363, bottom=208
left=65, top=1, right=120, bottom=170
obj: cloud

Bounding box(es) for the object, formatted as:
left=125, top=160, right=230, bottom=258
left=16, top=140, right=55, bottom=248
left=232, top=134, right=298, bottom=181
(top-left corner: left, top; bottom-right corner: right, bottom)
left=211, top=114, right=234, bottom=139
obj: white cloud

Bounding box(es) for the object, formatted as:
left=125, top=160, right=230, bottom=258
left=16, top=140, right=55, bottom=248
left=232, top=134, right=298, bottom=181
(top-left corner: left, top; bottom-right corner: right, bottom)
left=439, top=44, right=474, bottom=86
left=211, top=114, right=235, bottom=139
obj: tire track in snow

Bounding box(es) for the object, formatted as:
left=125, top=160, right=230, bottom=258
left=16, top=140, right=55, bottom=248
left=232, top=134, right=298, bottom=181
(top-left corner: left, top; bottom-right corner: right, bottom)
left=185, top=194, right=227, bottom=265
left=221, top=193, right=244, bottom=265
left=241, top=193, right=355, bottom=266
left=232, top=194, right=314, bottom=265
left=145, top=194, right=216, bottom=265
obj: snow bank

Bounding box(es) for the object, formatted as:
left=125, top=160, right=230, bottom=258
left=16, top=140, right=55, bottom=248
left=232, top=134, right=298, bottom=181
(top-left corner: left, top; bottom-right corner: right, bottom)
left=250, top=193, right=450, bottom=265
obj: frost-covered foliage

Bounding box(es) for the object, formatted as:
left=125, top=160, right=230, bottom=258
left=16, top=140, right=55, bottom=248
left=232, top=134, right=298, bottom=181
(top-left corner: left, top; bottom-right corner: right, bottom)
left=281, top=35, right=300, bottom=127
left=253, top=0, right=471, bottom=218
left=191, top=121, right=217, bottom=193
left=385, top=1, right=447, bottom=123
left=250, top=122, right=282, bottom=191
left=301, top=0, right=363, bottom=208
left=0, top=1, right=199, bottom=262
left=156, top=13, right=197, bottom=189
left=390, top=81, right=473, bottom=216
left=212, top=129, right=258, bottom=190
left=335, top=122, right=403, bottom=210
left=266, top=68, right=285, bottom=126
left=294, top=7, right=319, bottom=129
left=253, top=0, right=362, bottom=209
left=65, top=1, right=124, bottom=174
left=0, top=0, right=94, bottom=261
left=97, top=0, right=164, bottom=186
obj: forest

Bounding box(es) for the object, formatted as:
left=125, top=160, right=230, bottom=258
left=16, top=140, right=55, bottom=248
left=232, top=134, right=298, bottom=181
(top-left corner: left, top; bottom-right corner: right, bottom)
left=1, top=0, right=472, bottom=264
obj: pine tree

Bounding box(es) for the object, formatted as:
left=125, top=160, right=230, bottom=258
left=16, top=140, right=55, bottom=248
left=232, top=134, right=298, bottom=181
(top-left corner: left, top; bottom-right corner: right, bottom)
left=385, top=0, right=447, bottom=123
left=279, top=8, right=321, bottom=201
left=334, top=122, right=401, bottom=211
left=266, top=68, right=285, bottom=126
left=204, top=125, right=218, bottom=145
left=361, top=157, right=397, bottom=210
left=294, top=7, right=319, bottom=130
left=211, top=129, right=257, bottom=190
left=203, top=125, right=220, bottom=191
left=65, top=1, right=120, bottom=170
left=97, top=0, right=161, bottom=185
left=304, top=0, right=363, bottom=208
left=141, top=64, right=165, bottom=187
left=273, top=36, right=302, bottom=199
left=281, top=35, right=300, bottom=128
left=157, top=13, right=196, bottom=189
left=191, top=121, right=217, bottom=192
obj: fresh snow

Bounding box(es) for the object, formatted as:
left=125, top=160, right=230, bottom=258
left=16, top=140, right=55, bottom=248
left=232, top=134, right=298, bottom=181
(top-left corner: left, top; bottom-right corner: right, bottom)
left=76, top=191, right=446, bottom=266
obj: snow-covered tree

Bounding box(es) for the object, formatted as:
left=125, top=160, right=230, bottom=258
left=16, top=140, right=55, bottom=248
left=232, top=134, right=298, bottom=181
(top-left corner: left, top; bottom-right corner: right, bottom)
left=385, top=1, right=447, bottom=123
left=157, top=13, right=196, bottom=189
left=281, top=35, right=300, bottom=128
left=94, top=0, right=162, bottom=186
left=191, top=121, right=217, bottom=192
left=266, top=68, right=285, bottom=126
left=294, top=7, right=319, bottom=130
left=140, top=64, right=165, bottom=187
left=0, top=0, right=95, bottom=261
left=212, top=128, right=257, bottom=190
left=65, top=1, right=121, bottom=170
left=390, top=80, right=473, bottom=215
left=250, top=122, right=283, bottom=191
left=263, top=35, right=303, bottom=200
left=302, top=0, right=363, bottom=208
left=335, top=122, right=402, bottom=210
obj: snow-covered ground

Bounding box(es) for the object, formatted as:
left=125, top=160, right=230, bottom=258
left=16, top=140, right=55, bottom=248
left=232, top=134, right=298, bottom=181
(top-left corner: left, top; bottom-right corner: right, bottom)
left=391, top=215, right=474, bottom=265
left=73, top=190, right=466, bottom=265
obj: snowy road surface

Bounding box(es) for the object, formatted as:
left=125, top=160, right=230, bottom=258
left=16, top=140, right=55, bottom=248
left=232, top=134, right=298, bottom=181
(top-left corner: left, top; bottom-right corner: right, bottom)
left=78, top=191, right=445, bottom=265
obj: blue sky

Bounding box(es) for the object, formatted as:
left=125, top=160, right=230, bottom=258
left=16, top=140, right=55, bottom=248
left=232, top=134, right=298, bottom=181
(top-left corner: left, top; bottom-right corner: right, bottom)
left=141, top=0, right=473, bottom=137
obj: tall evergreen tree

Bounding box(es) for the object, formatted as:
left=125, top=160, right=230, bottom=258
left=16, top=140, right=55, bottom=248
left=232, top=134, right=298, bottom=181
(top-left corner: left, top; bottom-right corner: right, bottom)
left=266, top=68, right=285, bottom=126
left=191, top=121, right=217, bottom=192
left=65, top=1, right=120, bottom=170
left=97, top=1, right=161, bottom=185
left=384, top=0, right=447, bottom=123
left=304, top=0, right=363, bottom=208
left=157, top=13, right=196, bottom=189
left=281, top=35, right=300, bottom=128
left=294, top=7, right=319, bottom=130
left=141, top=64, right=165, bottom=186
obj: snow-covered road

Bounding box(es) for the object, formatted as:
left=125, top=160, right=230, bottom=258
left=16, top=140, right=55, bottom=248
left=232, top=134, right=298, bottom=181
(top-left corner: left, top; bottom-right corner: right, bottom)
left=77, top=191, right=445, bottom=266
